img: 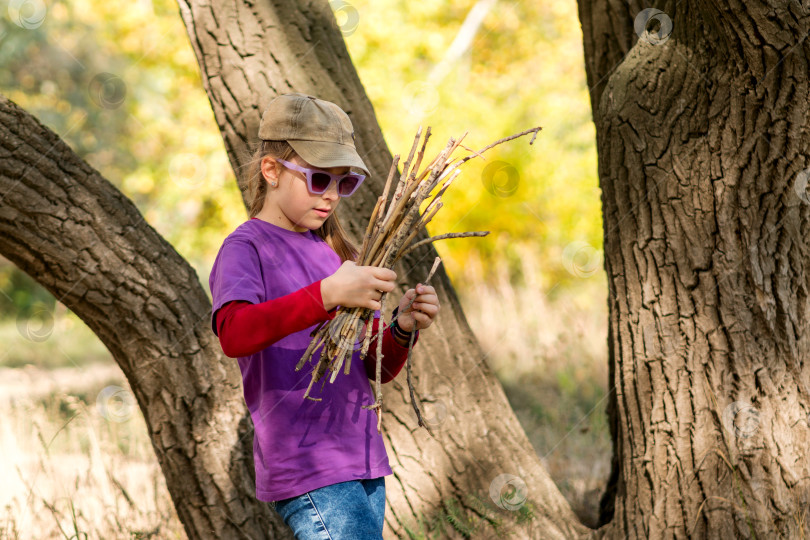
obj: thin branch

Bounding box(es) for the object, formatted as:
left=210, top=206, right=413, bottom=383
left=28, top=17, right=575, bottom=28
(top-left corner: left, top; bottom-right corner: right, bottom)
left=298, top=124, right=542, bottom=432
left=398, top=231, right=490, bottom=260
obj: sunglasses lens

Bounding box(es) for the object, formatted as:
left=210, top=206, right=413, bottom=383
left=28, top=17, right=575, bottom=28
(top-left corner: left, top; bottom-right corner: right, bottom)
left=311, top=172, right=332, bottom=193
left=338, top=175, right=362, bottom=196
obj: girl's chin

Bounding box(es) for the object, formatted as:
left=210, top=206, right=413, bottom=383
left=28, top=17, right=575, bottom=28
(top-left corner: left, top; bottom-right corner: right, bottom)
left=291, top=217, right=320, bottom=232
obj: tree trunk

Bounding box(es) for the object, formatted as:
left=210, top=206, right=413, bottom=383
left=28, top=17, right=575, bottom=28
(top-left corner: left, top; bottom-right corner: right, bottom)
left=0, top=95, right=272, bottom=538
left=578, top=1, right=810, bottom=537
left=0, top=0, right=590, bottom=537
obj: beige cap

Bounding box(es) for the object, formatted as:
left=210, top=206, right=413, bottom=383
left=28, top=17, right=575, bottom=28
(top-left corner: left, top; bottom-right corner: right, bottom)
left=258, top=93, right=370, bottom=176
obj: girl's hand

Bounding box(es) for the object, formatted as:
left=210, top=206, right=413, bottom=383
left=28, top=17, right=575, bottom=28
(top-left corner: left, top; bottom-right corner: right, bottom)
left=321, top=261, right=397, bottom=311
left=396, top=283, right=440, bottom=333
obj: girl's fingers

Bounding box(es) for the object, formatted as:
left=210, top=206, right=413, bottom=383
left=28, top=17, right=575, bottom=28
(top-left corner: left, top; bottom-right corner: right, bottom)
left=412, top=312, right=433, bottom=329
left=374, top=278, right=396, bottom=293
left=400, top=283, right=439, bottom=330
left=404, top=287, right=439, bottom=312
left=412, top=295, right=439, bottom=308
left=402, top=303, right=434, bottom=325
left=410, top=303, right=437, bottom=316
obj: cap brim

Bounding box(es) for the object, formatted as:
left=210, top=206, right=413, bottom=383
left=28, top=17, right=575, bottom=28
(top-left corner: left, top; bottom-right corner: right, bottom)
left=288, top=140, right=370, bottom=176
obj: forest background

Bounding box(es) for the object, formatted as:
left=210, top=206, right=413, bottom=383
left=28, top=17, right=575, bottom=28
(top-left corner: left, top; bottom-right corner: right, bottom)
left=0, top=0, right=610, bottom=536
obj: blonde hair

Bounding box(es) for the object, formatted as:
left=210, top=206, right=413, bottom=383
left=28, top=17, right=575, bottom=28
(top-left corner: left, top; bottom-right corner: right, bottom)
left=242, top=140, right=360, bottom=263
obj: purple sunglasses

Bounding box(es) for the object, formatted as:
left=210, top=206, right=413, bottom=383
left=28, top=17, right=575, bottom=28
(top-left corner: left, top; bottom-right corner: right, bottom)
left=277, top=158, right=366, bottom=197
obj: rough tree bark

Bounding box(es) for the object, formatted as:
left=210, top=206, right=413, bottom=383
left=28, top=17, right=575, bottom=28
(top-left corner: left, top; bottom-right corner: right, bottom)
left=578, top=1, right=810, bottom=537
left=0, top=0, right=589, bottom=538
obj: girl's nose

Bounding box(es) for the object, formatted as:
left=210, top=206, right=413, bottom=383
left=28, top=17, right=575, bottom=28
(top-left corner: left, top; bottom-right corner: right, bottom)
left=323, top=179, right=340, bottom=199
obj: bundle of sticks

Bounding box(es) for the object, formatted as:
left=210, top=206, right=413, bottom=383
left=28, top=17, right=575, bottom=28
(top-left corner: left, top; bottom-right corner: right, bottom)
left=295, top=125, right=542, bottom=433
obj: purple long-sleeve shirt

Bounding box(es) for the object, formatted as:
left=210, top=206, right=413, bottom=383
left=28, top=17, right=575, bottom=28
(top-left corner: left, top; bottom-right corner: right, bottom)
left=208, top=218, right=392, bottom=501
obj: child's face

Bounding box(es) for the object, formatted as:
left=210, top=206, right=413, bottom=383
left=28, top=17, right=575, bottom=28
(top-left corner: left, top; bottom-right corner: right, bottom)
left=260, top=155, right=348, bottom=233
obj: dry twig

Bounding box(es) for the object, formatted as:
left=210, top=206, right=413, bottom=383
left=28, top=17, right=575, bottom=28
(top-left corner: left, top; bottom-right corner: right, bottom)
left=295, top=124, right=542, bottom=432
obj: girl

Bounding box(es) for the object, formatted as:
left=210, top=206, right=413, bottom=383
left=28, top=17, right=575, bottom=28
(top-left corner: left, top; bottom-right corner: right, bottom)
left=208, top=93, right=440, bottom=539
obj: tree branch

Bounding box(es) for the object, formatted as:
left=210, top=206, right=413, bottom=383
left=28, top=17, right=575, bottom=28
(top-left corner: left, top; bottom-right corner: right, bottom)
left=0, top=93, right=271, bottom=539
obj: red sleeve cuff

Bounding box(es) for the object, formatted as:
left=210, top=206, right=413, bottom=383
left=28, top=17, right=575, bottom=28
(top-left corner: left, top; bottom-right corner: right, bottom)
left=306, top=279, right=337, bottom=320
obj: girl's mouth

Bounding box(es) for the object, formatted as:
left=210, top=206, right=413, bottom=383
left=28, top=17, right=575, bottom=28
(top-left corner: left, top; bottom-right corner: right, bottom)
left=313, top=208, right=330, bottom=218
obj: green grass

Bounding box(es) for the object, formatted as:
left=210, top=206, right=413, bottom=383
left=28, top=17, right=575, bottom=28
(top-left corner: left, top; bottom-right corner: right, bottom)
left=401, top=492, right=542, bottom=539
left=0, top=302, right=111, bottom=370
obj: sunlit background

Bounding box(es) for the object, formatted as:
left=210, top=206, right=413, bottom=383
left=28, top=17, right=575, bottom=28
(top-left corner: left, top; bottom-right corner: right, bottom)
left=0, top=0, right=609, bottom=536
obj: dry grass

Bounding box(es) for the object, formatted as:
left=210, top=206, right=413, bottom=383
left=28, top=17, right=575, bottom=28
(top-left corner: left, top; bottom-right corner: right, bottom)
left=0, top=367, right=185, bottom=539
left=0, top=249, right=610, bottom=535
left=455, top=245, right=610, bottom=528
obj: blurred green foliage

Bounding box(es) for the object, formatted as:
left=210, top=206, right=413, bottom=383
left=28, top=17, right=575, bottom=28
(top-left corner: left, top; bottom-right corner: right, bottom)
left=343, top=0, right=601, bottom=292
left=0, top=0, right=601, bottom=315
left=0, top=260, right=56, bottom=318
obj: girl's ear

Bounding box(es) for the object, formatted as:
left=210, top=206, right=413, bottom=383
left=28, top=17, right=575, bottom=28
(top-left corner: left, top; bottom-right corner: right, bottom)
left=260, top=156, right=280, bottom=184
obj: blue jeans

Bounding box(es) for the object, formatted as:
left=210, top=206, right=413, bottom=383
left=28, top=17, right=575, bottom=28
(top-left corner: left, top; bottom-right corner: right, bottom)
left=271, top=477, right=386, bottom=539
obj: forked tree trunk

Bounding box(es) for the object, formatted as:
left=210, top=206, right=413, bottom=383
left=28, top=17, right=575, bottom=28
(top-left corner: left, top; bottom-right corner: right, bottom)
left=578, top=1, right=810, bottom=537
left=0, top=0, right=589, bottom=537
